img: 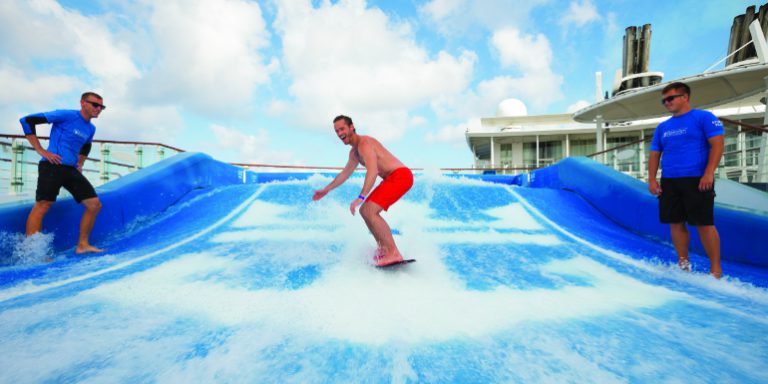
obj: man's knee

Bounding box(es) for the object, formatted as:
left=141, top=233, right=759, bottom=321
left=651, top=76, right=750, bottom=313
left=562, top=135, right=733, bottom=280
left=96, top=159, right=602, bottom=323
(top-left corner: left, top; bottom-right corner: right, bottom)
left=696, top=224, right=718, bottom=236
left=669, top=222, right=687, bottom=231
left=31, top=201, right=54, bottom=215
left=359, top=202, right=381, bottom=219
left=82, top=198, right=102, bottom=213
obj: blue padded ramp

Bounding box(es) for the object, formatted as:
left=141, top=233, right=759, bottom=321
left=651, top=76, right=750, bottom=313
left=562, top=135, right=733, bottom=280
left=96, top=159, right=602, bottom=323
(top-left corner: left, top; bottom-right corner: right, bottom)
left=0, top=153, right=247, bottom=258
left=529, top=157, right=768, bottom=268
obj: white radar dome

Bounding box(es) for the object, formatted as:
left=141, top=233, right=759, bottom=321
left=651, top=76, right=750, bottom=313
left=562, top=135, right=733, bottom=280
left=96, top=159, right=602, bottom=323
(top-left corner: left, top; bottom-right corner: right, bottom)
left=496, top=98, right=528, bottom=117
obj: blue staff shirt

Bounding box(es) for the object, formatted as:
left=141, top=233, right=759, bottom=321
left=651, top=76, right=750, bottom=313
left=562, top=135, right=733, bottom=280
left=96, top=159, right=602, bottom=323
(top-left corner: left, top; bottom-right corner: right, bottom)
left=20, top=110, right=96, bottom=167
left=650, top=109, right=723, bottom=178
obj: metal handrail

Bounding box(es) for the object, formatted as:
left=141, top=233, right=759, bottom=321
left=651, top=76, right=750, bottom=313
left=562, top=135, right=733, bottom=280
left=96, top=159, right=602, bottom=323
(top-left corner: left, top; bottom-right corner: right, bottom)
left=719, top=117, right=768, bottom=133
left=0, top=134, right=186, bottom=152
left=587, top=117, right=766, bottom=159
left=1, top=139, right=138, bottom=168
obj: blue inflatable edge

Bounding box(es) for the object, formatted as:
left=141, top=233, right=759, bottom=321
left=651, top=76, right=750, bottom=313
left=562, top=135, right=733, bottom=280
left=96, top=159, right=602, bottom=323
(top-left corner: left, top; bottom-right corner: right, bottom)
left=0, top=153, right=245, bottom=253
left=1, top=153, right=764, bottom=269
left=528, top=156, right=768, bottom=268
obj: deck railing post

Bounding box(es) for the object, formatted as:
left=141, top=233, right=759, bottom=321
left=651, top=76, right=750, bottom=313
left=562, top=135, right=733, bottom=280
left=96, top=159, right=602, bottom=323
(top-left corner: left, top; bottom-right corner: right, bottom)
left=10, top=139, right=25, bottom=193
left=135, top=144, right=144, bottom=170
left=100, top=143, right=111, bottom=183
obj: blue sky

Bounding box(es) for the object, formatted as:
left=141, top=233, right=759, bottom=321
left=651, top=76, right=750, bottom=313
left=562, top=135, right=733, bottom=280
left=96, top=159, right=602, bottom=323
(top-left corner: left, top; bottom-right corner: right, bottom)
left=0, top=0, right=761, bottom=168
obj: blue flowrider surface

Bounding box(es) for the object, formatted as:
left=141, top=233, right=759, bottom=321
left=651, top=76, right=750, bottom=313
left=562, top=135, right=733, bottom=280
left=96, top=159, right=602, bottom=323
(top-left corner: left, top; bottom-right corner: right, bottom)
left=0, top=154, right=766, bottom=383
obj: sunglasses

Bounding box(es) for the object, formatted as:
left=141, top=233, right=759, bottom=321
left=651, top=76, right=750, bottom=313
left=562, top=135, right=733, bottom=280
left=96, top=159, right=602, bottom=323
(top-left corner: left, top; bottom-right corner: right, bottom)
left=661, top=94, right=685, bottom=105
left=85, top=100, right=106, bottom=110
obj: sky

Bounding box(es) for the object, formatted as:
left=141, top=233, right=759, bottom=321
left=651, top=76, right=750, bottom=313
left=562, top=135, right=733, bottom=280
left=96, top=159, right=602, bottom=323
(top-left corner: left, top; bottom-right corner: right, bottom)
left=0, top=0, right=762, bottom=168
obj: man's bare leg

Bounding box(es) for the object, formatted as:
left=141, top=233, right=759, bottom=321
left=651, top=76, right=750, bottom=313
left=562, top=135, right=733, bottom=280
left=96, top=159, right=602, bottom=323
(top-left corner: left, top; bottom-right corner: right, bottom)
left=669, top=222, right=691, bottom=272
left=76, top=197, right=104, bottom=254
left=360, top=202, right=402, bottom=265
left=696, top=225, right=722, bottom=279
left=26, top=200, right=54, bottom=236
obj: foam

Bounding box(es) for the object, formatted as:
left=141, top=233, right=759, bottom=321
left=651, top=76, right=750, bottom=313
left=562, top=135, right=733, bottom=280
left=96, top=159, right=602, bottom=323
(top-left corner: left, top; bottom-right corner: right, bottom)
left=215, top=198, right=558, bottom=245
left=2, top=177, right=767, bottom=382
left=507, top=186, right=768, bottom=305
left=82, top=192, right=684, bottom=345
left=0, top=231, right=55, bottom=265
left=0, top=185, right=267, bottom=302
left=83, top=251, right=683, bottom=345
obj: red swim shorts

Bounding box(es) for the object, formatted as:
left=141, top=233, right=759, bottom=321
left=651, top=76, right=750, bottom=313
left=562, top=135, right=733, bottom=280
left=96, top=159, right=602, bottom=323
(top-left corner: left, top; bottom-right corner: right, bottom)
left=366, top=167, right=413, bottom=211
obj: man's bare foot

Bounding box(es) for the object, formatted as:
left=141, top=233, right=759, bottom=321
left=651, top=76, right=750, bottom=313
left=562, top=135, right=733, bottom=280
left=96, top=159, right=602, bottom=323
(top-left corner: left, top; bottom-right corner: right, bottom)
left=375, top=250, right=404, bottom=267
left=678, top=260, right=691, bottom=272
left=76, top=244, right=104, bottom=254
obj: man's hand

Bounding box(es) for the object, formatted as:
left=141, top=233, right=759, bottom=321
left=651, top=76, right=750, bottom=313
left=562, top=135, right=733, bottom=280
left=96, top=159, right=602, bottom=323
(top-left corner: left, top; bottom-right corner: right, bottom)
left=76, top=163, right=84, bottom=172
left=648, top=179, right=662, bottom=195
left=699, top=173, right=715, bottom=191
left=349, top=197, right=363, bottom=216
left=37, top=148, right=62, bottom=164
left=313, top=188, right=329, bottom=201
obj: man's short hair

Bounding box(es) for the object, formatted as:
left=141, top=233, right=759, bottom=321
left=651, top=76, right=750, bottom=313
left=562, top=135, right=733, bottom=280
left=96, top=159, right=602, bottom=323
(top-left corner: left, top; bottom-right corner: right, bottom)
left=661, top=82, right=690, bottom=97
left=333, top=115, right=353, bottom=126
left=81, top=92, right=103, bottom=101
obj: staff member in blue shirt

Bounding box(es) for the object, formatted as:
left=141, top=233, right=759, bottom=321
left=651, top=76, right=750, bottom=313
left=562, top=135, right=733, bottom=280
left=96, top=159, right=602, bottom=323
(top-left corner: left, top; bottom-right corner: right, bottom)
left=648, top=82, right=724, bottom=278
left=20, top=92, right=106, bottom=254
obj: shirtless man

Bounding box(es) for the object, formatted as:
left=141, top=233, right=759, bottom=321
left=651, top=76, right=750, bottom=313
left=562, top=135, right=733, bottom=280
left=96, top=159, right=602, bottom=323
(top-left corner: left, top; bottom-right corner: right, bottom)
left=313, top=115, right=414, bottom=267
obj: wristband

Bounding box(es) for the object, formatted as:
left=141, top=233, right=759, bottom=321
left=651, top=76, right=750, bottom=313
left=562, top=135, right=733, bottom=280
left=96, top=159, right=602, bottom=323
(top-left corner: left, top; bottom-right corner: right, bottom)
left=358, top=195, right=366, bottom=201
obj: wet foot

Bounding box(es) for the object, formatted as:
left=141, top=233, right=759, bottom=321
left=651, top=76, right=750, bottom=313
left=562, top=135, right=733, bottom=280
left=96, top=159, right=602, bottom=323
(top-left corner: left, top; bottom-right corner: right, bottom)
left=375, top=251, right=404, bottom=267
left=678, top=260, right=691, bottom=272
left=76, top=244, right=104, bottom=254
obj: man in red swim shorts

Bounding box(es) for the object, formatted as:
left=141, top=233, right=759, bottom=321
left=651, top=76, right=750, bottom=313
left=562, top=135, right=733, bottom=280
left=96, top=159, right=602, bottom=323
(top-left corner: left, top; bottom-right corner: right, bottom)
left=313, top=115, right=414, bottom=267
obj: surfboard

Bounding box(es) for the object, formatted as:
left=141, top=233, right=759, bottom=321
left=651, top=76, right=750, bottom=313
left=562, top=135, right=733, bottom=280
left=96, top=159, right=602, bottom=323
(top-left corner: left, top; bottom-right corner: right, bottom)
left=376, top=259, right=416, bottom=269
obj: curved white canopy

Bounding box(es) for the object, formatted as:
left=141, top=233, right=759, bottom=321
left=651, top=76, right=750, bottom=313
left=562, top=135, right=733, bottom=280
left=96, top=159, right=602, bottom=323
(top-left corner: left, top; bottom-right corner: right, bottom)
left=573, top=62, right=768, bottom=123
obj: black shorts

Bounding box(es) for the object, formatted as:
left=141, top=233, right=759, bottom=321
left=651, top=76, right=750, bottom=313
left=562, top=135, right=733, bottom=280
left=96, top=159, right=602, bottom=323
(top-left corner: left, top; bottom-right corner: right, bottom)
left=36, top=161, right=98, bottom=203
left=659, top=177, right=715, bottom=225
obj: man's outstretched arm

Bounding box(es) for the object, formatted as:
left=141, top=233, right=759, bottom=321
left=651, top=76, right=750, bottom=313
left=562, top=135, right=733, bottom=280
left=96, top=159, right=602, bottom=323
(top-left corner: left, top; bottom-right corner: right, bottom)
left=313, top=150, right=359, bottom=201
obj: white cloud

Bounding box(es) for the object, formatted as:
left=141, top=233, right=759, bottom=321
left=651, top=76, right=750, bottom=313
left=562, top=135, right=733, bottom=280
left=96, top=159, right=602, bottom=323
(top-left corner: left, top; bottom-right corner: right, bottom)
left=490, top=28, right=563, bottom=110
left=136, top=0, right=274, bottom=116
left=266, top=100, right=290, bottom=117
left=418, top=0, right=550, bottom=35
left=0, top=64, right=80, bottom=105
left=409, top=115, right=428, bottom=127
left=492, top=28, right=552, bottom=72
left=96, top=100, right=184, bottom=142
left=210, top=124, right=295, bottom=165
left=0, top=0, right=139, bottom=93
left=0, top=0, right=77, bottom=60
left=567, top=100, right=591, bottom=113
left=273, top=0, right=476, bottom=141
left=433, top=27, right=563, bottom=118
left=425, top=118, right=480, bottom=147
left=559, top=0, right=600, bottom=28
left=605, top=11, right=619, bottom=36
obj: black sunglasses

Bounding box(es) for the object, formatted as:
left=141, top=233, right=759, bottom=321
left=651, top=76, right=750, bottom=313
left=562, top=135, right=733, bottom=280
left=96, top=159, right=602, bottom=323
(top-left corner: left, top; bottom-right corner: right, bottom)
left=85, top=100, right=106, bottom=110
left=661, top=94, right=685, bottom=105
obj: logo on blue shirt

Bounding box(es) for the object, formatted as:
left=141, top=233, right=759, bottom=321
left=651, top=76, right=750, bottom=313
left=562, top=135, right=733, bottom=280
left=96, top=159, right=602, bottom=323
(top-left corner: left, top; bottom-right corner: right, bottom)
left=73, top=128, right=89, bottom=139
left=663, top=128, right=687, bottom=138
